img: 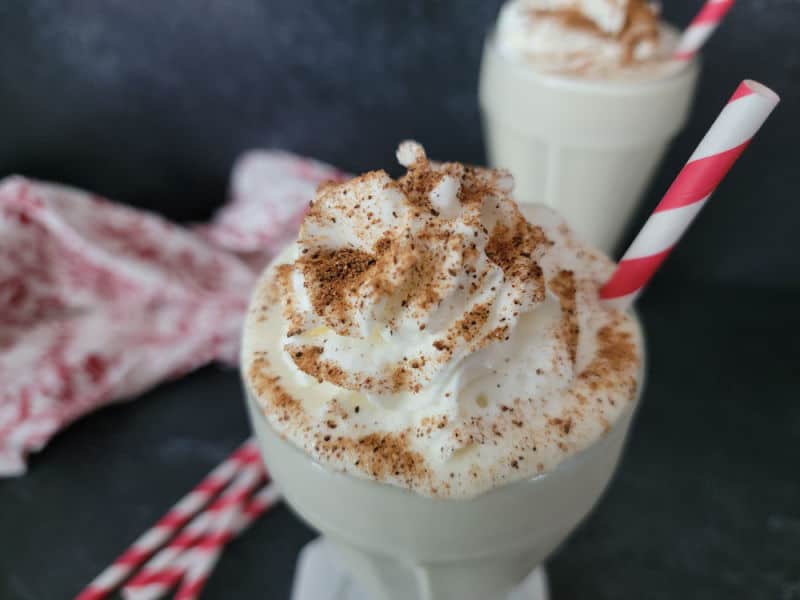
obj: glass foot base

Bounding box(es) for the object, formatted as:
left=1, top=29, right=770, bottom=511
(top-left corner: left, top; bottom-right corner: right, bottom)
left=291, top=538, right=549, bottom=600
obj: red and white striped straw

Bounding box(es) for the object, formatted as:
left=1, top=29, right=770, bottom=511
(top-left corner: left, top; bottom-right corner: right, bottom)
left=600, top=80, right=779, bottom=309
left=122, top=457, right=268, bottom=600
left=120, top=483, right=280, bottom=600
left=76, top=438, right=260, bottom=600
left=173, top=483, right=282, bottom=600
left=121, top=508, right=217, bottom=600
left=673, top=0, right=735, bottom=61
left=171, top=463, right=272, bottom=600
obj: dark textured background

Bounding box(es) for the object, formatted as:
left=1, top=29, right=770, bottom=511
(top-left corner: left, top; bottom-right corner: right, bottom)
left=0, top=1, right=798, bottom=599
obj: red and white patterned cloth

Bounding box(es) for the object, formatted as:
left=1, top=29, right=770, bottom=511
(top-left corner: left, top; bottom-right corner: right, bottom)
left=0, top=150, right=347, bottom=476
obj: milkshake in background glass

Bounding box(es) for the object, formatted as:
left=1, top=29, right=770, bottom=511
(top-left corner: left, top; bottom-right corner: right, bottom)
left=242, top=142, right=644, bottom=600
left=480, top=0, right=699, bottom=253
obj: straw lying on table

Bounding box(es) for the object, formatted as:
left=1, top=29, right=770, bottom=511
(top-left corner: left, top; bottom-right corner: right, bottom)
left=173, top=483, right=281, bottom=600
left=118, top=484, right=279, bottom=600
left=76, top=439, right=280, bottom=600
left=123, top=457, right=268, bottom=600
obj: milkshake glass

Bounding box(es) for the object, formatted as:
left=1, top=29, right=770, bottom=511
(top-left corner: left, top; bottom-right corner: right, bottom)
left=242, top=143, right=645, bottom=599
left=245, top=375, right=642, bottom=600
left=479, top=0, right=699, bottom=254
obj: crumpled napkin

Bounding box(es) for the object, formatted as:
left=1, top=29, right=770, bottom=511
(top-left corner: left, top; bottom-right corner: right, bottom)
left=0, top=150, right=347, bottom=476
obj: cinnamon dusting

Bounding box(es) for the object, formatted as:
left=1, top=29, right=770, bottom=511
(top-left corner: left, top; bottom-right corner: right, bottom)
left=530, top=0, right=661, bottom=66
left=486, top=217, right=549, bottom=287
left=455, top=302, right=491, bottom=343
left=314, top=430, right=431, bottom=489
left=298, top=247, right=377, bottom=324
left=579, top=319, right=639, bottom=395
left=548, top=270, right=579, bottom=365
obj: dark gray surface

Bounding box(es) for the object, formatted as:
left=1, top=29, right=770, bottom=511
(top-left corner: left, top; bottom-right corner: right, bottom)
left=1, top=280, right=798, bottom=600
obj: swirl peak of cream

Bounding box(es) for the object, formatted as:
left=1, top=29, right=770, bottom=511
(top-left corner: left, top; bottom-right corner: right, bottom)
left=279, top=141, right=548, bottom=400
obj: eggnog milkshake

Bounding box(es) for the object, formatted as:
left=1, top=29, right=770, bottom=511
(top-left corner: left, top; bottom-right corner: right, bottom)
left=480, top=0, right=698, bottom=253
left=242, top=143, right=643, bottom=598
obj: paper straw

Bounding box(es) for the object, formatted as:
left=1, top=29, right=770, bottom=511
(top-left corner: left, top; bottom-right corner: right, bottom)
left=170, top=465, right=273, bottom=600
left=122, top=457, right=268, bottom=600
left=172, top=483, right=282, bottom=600
left=673, top=0, right=735, bottom=61
left=120, top=483, right=280, bottom=600
left=120, top=509, right=216, bottom=600
left=600, top=80, right=779, bottom=309
left=76, top=438, right=260, bottom=600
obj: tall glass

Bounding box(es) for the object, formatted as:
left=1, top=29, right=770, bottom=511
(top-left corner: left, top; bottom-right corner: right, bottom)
left=479, top=31, right=699, bottom=254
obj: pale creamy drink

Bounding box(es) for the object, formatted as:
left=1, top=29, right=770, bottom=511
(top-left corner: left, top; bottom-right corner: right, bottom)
left=242, top=143, right=643, bottom=599
left=479, top=0, right=699, bottom=253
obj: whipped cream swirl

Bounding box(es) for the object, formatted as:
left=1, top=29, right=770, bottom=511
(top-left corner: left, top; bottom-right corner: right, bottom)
left=530, top=0, right=631, bottom=35
left=496, top=0, right=677, bottom=78
left=278, top=142, right=549, bottom=402
left=244, top=142, right=643, bottom=497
